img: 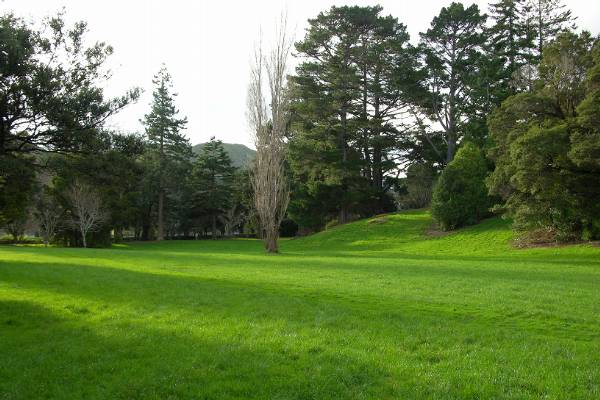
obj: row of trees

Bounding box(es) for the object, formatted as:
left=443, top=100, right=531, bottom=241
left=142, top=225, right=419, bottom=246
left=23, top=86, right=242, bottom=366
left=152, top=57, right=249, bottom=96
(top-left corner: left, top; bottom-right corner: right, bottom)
left=285, top=0, right=598, bottom=243
left=0, top=11, right=255, bottom=246
left=1, top=0, right=598, bottom=249
left=3, top=130, right=253, bottom=247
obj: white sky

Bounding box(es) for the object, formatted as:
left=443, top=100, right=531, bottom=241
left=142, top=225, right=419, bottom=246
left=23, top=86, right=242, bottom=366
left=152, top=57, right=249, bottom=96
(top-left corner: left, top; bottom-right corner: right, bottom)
left=3, top=0, right=599, bottom=147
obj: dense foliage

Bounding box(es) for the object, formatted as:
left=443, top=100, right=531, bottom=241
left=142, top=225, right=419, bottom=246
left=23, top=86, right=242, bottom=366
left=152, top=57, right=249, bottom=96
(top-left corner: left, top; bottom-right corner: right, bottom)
left=0, top=0, right=595, bottom=245
left=431, top=143, right=491, bottom=230
left=488, top=32, right=600, bottom=241
left=0, top=12, right=139, bottom=157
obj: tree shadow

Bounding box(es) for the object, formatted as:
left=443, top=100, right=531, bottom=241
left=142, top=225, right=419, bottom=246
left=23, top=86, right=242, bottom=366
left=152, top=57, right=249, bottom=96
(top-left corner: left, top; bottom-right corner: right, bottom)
left=2, top=254, right=600, bottom=398
left=0, top=299, right=393, bottom=399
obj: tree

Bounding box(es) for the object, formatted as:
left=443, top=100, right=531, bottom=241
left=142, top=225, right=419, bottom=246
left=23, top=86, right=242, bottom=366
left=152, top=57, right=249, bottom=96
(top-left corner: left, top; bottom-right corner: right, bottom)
left=67, top=180, right=106, bottom=248
left=0, top=155, right=36, bottom=238
left=290, top=6, right=423, bottom=227
left=431, top=142, right=491, bottom=230
left=143, top=66, right=190, bottom=241
left=0, top=12, right=139, bottom=158
left=487, top=32, right=599, bottom=241
left=487, top=0, right=535, bottom=100
left=221, top=168, right=255, bottom=237
left=396, top=162, right=438, bottom=209
left=191, top=137, right=235, bottom=239
left=419, top=2, right=487, bottom=163
left=524, top=0, right=577, bottom=57
left=45, top=131, right=146, bottom=245
left=290, top=7, right=364, bottom=225
left=248, top=18, right=291, bottom=253
left=35, top=191, right=62, bottom=246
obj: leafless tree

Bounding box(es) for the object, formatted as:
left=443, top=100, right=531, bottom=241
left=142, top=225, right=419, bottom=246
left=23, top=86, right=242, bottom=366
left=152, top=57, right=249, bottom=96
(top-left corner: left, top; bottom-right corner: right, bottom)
left=35, top=197, right=62, bottom=246
left=247, top=17, right=292, bottom=253
left=67, top=180, right=106, bottom=248
left=5, top=217, right=28, bottom=243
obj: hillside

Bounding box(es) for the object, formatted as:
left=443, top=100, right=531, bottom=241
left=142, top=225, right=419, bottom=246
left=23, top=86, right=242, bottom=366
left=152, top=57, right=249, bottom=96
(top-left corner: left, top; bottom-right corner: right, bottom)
left=192, top=142, right=255, bottom=168
left=288, top=210, right=514, bottom=254
left=1, top=210, right=599, bottom=398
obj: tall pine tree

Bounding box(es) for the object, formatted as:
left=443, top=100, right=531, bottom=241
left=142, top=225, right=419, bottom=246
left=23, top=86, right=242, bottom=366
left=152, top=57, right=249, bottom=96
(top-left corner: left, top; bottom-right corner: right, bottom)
left=419, top=2, right=487, bottom=163
left=142, top=66, right=190, bottom=241
left=290, top=6, right=422, bottom=227
left=488, top=0, right=534, bottom=98
left=191, top=138, right=235, bottom=239
left=524, top=0, right=577, bottom=57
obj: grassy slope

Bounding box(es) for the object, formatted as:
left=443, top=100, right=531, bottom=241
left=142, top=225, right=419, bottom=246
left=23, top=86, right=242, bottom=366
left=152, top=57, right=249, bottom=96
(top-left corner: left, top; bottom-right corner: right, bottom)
left=1, top=210, right=599, bottom=399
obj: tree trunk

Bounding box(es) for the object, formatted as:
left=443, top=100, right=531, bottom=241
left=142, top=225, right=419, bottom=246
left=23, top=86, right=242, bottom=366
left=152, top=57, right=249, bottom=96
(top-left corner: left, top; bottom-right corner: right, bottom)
left=446, top=136, right=456, bottom=164
left=114, top=227, right=123, bottom=243
left=141, top=224, right=150, bottom=241
left=538, top=0, right=543, bottom=56
left=157, top=189, right=164, bottom=241
left=373, top=81, right=382, bottom=192
left=265, top=231, right=279, bottom=253
left=339, top=207, right=349, bottom=225
left=339, top=104, right=349, bottom=225
left=212, top=214, right=217, bottom=240
left=81, top=229, right=87, bottom=248
left=361, top=59, right=372, bottom=182
left=446, top=75, right=457, bottom=163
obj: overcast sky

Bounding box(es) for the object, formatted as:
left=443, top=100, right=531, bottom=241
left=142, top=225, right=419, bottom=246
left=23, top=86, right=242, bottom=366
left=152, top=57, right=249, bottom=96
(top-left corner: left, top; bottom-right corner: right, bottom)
left=3, top=0, right=599, bottom=147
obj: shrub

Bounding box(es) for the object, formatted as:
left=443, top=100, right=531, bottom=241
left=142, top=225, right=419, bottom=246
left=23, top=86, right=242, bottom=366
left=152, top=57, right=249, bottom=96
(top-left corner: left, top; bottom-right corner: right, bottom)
left=431, top=143, right=491, bottom=230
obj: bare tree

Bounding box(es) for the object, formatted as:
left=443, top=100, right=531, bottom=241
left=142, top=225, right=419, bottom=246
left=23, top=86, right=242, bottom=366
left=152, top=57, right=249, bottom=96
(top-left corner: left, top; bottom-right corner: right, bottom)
left=247, top=18, right=292, bottom=253
left=5, top=216, right=28, bottom=243
left=35, top=196, right=62, bottom=246
left=67, top=180, right=106, bottom=248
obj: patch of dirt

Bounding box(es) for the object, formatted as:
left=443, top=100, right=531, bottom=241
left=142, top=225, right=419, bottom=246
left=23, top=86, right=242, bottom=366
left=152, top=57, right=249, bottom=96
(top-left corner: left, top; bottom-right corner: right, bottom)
left=512, top=240, right=595, bottom=249
left=368, top=217, right=389, bottom=225
left=425, top=224, right=450, bottom=237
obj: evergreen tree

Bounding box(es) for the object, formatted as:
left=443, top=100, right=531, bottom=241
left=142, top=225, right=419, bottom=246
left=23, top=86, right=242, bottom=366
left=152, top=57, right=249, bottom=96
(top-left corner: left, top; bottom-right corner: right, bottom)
left=291, top=6, right=364, bottom=225
left=431, top=142, right=491, bottom=230
left=191, top=137, right=235, bottom=239
left=487, top=0, right=535, bottom=98
left=290, top=5, right=422, bottom=228
left=0, top=155, right=36, bottom=235
left=488, top=32, right=599, bottom=241
left=419, top=2, right=487, bottom=163
left=524, top=0, right=577, bottom=57
left=46, top=132, right=146, bottom=246
left=142, top=66, right=190, bottom=241
left=0, top=12, right=139, bottom=158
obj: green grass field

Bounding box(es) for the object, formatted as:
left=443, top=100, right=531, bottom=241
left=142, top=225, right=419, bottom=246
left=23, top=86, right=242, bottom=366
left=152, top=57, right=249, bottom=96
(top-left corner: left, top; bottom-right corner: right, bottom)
left=1, top=210, right=599, bottom=399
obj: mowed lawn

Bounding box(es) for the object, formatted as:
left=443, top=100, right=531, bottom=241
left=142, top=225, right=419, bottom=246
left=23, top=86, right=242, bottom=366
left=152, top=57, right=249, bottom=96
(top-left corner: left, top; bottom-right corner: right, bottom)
left=1, top=211, right=599, bottom=399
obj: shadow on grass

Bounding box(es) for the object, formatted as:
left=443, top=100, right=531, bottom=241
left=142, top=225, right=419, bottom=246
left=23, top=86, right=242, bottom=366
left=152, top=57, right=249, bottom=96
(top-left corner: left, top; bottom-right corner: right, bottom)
left=2, top=254, right=600, bottom=398
left=0, top=299, right=390, bottom=399
left=2, top=258, right=598, bottom=343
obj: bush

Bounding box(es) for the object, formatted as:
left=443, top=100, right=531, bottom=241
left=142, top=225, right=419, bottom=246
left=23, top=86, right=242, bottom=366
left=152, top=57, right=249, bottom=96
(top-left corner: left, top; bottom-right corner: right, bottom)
left=431, top=143, right=491, bottom=230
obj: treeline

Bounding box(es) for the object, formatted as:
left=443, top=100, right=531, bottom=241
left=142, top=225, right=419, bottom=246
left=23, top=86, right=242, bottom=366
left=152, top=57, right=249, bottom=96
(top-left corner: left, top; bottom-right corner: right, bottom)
left=1, top=0, right=599, bottom=246
left=0, top=14, right=257, bottom=245
left=286, top=0, right=599, bottom=242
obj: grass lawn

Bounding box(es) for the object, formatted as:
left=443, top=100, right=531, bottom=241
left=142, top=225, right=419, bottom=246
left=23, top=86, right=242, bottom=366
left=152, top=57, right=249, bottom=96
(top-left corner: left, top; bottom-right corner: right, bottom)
left=1, top=210, right=599, bottom=399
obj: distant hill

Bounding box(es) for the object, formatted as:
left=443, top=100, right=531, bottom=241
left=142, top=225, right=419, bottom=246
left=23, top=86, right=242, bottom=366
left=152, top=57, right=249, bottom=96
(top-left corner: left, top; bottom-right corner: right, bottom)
left=192, top=142, right=255, bottom=169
